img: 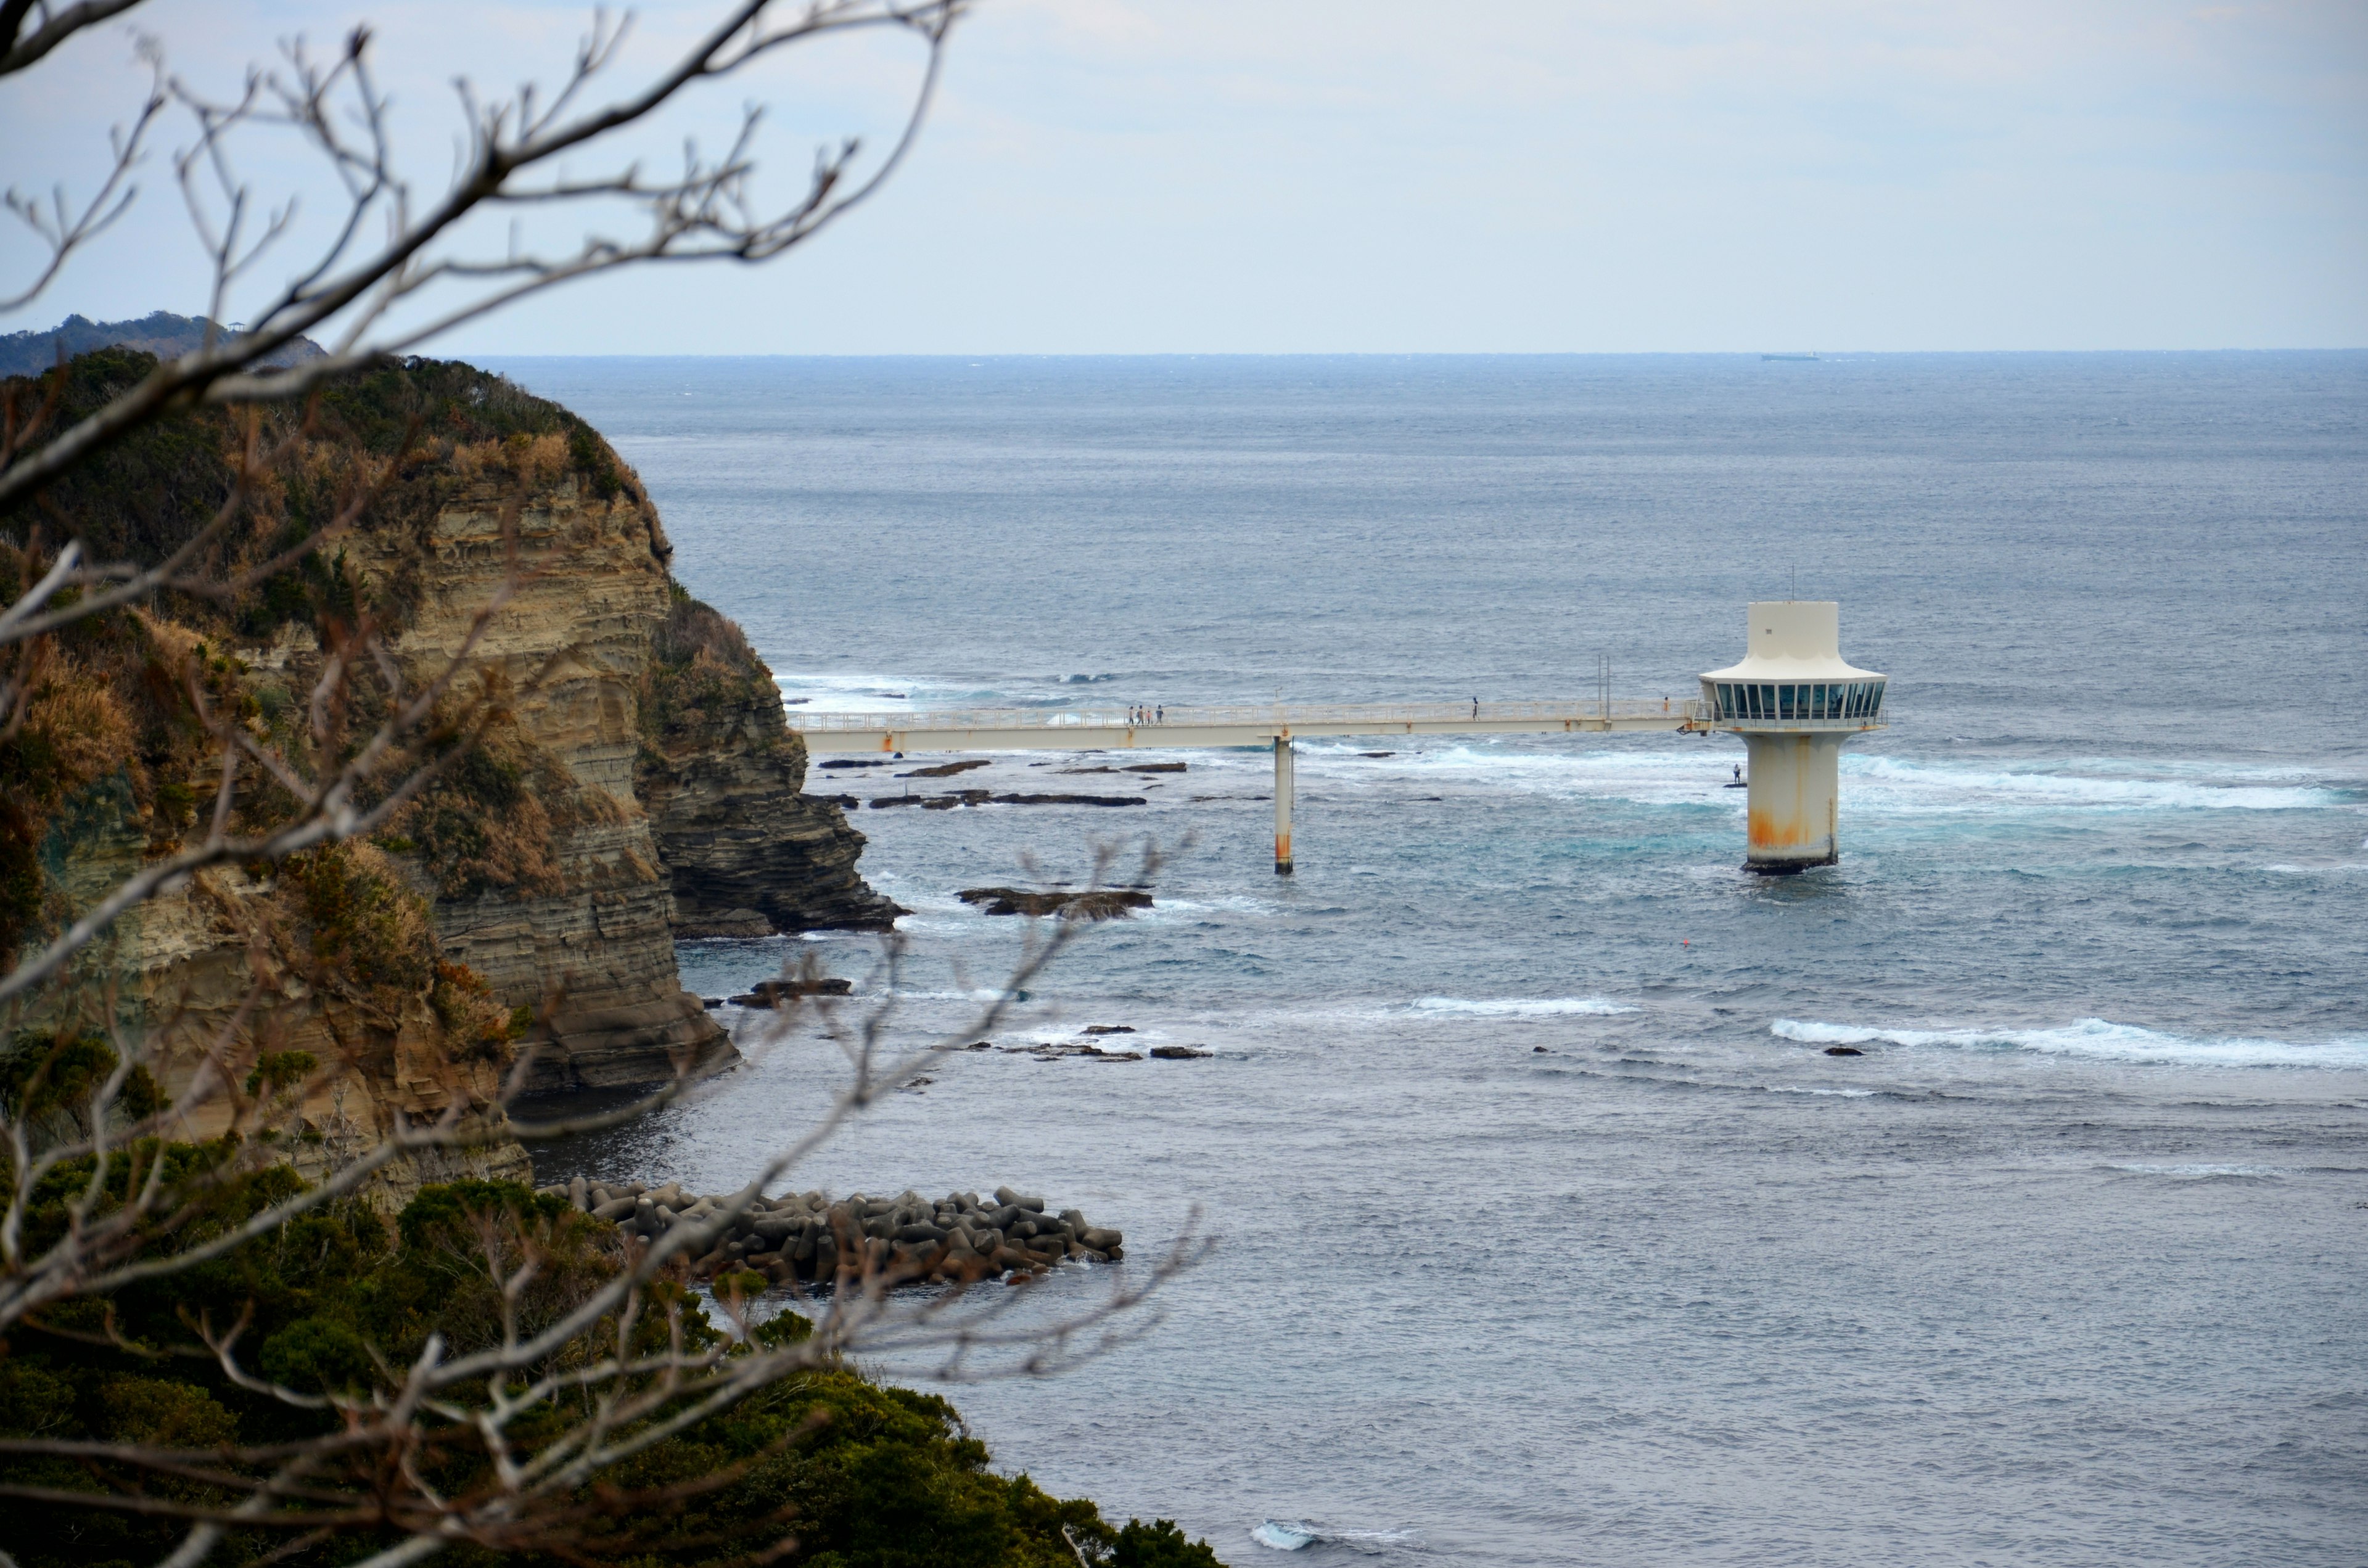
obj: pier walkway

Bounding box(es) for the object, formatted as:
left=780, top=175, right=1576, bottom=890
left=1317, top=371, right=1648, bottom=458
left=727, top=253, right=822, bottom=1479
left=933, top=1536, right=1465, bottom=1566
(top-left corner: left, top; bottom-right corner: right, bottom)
left=789, top=697, right=1712, bottom=755
left=789, top=699, right=1720, bottom=874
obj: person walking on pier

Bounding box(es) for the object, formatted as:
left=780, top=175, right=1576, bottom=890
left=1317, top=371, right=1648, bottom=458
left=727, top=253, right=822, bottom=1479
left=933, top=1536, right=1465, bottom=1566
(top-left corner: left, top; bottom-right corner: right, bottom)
left=1472, top=696, right=1480, bottom=720
left=1156, top=705, right=1164, bottom=724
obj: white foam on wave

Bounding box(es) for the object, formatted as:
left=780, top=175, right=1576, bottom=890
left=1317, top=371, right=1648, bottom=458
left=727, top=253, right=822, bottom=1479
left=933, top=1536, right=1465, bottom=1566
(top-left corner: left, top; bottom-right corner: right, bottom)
left=1288, top=741, right=2354, bottom=822
left=1146, top=893, right=1282, bottom=917
left=2108, top=1162, right=2287, bottom=1178
left=876, top=987, right=1029, bottom=1004
left=1249, top=1522, right=1314, bottom=1551
left=1249, top=1520, right=1418, bottom=1553
left=1348, top=742, right=1722, bottom=806
left=1842, top=755, right=2343, bottom=815
left=1410, top=996, right=1639, bottom=1017
left=1772, top=1017, right=2368, bottom=1070
left=771, top=670, right=922, bottom=713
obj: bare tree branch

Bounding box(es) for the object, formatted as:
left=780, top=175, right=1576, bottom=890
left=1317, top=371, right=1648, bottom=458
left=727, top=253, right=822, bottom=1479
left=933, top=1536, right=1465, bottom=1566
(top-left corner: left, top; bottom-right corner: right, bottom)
left=0, top=45, right=163, bottom=308
left=0, top=1, right=963, bottom=512
left=0, top=0, right=148, bottom=78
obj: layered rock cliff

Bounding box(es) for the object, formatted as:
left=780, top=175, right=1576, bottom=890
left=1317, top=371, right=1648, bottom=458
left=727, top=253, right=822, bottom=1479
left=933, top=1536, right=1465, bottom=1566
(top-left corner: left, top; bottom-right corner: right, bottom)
left=359, top=418, right=727, bottom=1091
left=3, top=350, right=894, bottom=1146
left=636, top=593, right=905, bottom=937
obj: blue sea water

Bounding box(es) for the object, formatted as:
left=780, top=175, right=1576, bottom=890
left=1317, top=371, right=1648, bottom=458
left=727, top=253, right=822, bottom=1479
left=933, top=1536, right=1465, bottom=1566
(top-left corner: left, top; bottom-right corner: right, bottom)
left=491, top=353, right=2368, bottom=1567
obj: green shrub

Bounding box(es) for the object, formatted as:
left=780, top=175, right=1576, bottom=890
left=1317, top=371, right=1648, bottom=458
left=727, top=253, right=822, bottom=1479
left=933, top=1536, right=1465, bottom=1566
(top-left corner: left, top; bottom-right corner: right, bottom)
left=0, top=1165, right=1228, bottom=1567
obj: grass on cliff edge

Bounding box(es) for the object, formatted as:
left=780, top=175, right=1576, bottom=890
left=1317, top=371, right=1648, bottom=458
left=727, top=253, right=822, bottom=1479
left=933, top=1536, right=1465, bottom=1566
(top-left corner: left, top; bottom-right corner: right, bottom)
left=0, top=348, right=695, bottom=935
left=0, top=1160, right=1223, bottom=1568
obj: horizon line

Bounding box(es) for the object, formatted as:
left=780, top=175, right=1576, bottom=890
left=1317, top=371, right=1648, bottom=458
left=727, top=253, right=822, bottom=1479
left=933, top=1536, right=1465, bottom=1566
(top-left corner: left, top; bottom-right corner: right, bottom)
left=464, top=346, right=2368, bottom=360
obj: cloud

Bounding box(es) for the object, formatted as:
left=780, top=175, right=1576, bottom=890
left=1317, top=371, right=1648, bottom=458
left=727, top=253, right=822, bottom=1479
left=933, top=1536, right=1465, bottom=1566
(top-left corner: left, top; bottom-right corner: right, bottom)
left=3, top=0, right=2362, bottom=351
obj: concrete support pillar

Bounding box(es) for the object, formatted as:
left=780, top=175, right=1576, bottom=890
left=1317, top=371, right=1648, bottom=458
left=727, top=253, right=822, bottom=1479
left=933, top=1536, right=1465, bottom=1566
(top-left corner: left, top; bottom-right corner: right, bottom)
left=1273, top=735, right=1295, bottom=876
left=1743, top=731, right=1844, bottom=873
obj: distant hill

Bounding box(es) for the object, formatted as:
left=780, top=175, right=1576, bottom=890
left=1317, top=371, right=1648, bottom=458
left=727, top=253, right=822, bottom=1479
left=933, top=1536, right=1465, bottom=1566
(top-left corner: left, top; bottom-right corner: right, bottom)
left=0, top=311, right=326, bottom=377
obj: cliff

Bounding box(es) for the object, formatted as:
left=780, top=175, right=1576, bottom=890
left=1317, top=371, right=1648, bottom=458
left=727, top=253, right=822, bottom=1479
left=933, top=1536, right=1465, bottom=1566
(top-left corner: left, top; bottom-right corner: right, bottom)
left=353, top=408, right=726, bottom=1091
left=2, top=350, right=894, bottom=1141
left=637, top=593, right=905, bottom=936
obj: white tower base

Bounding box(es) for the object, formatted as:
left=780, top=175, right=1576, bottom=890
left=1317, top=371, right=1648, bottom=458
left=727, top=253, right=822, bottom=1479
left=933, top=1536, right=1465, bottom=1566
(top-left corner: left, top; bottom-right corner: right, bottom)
left=1702, top=601, right=1886, bottom=874
left=1743, top=731, right=1844, bottom=873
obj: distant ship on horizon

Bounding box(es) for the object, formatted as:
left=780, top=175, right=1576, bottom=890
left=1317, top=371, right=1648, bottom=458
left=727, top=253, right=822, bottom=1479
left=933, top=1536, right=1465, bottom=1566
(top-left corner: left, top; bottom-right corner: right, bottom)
left=1761, top=351, right=1819, bottom=361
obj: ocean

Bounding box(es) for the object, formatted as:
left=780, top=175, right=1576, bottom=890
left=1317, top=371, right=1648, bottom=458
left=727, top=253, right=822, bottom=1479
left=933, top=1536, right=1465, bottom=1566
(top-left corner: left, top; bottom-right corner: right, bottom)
left=488, top=352, right=2368, bottom=1566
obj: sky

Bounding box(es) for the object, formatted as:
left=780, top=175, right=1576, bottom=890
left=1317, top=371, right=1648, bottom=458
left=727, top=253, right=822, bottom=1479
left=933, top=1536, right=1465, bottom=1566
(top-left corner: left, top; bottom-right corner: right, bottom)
left=4, top=0, right=2364, bottom=354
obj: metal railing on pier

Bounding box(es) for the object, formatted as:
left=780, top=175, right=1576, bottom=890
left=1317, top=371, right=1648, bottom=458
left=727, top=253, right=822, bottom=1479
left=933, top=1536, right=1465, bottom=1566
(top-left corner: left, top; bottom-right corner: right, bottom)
left=788, top=697, right=1711, bottom=734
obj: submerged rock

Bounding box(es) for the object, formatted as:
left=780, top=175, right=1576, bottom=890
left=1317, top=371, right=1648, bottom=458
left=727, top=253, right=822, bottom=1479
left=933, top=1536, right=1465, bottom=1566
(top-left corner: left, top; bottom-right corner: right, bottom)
left=727, top=977, right=854, bottom=1006
left=958, top=887, right=1155, bottom=919
left=872, top=790, right=1148, bottom=810
left=1149, top=1045, right=1212, bottom=1059
left=1823, top=1045, right=1865, bottom=1056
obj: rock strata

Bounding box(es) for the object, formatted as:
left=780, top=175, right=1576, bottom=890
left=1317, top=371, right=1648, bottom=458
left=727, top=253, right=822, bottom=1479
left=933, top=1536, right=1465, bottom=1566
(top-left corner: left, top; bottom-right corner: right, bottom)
left=636, top=594, right=904, bottom=938
left=375, top=423, right=728, bottom=1091
left=7, top=352, right=902, bottom=1114
left=536, top=1179, right=1125, bottom=1285
left=958, top=888, right=1154, bottom=920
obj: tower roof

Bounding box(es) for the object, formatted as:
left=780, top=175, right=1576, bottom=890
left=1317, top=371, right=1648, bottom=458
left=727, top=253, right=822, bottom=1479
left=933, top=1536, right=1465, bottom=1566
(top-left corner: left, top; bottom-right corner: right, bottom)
left=1701, top=601, right=1883, bottom=683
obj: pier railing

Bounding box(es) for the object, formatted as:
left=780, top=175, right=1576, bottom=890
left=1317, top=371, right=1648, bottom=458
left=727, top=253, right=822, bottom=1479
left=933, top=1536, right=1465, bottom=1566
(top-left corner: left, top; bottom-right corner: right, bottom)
left=788, top=697, right=1711, bottom=734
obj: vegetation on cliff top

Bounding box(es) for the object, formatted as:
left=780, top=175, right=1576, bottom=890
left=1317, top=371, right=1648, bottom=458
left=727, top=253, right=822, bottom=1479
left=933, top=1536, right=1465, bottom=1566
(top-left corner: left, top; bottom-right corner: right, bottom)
left=0, top=351, right=658, bottom=935
left=0, top=1168, right=1222, bottom=1568
left=639, top=581, right=787, bottom=765
left=1, top=348, right=640, bottom=642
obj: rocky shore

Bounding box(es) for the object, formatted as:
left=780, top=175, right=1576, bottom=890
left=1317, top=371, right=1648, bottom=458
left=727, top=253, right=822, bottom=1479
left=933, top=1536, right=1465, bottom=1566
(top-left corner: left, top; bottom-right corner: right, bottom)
left=536, top=1179, right=1125, bottom=1285
left=870, top=789, right=1146, bottom=810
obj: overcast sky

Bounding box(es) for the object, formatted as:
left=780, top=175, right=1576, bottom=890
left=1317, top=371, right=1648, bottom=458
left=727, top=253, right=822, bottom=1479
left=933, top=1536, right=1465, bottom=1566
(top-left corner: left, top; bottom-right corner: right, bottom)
left=6, top=0, right=2364, bottom=353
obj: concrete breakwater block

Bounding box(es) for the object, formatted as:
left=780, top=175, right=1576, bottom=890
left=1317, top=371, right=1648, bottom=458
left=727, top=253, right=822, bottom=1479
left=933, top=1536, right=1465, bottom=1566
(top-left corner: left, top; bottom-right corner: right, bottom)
left=534, top=1179, right=1125, bottom=1286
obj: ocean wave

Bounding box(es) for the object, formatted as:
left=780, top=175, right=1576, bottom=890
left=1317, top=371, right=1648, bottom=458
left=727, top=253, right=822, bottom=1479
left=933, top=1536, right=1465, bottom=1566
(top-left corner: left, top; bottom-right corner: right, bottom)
left=1262, top=741, right=2354, bottom=819
left=1410, top=996, right=1638, bottom=1017
left=1842, top=755, right=2343, bottom=814
left=1249, top=1520, right=1419, bottom=1553
left=882, top=987, right=1029, bottom=1003
left=1148, top=894, right=1282, bottom=917
left=2107, top=1162, right=2287, bottom=1178
left=1772, top=1017, right=2368, bottom=1070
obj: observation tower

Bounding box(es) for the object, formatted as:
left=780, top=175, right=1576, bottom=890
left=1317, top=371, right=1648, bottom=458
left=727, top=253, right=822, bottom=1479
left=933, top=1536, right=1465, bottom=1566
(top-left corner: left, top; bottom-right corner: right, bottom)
left=1700, top=601, right=1887, bottom=872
